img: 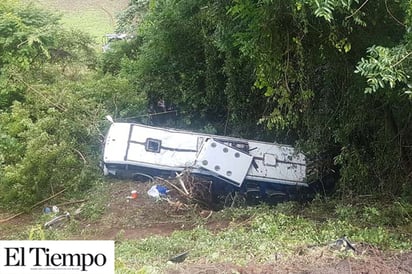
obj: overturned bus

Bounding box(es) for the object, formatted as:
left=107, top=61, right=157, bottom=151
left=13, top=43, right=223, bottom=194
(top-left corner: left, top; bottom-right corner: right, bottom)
left=102, top=119, right=309, bottom=200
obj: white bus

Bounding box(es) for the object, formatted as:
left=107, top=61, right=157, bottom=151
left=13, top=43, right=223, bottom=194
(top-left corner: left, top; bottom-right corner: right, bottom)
left=102, top=119, right=308, bottom=198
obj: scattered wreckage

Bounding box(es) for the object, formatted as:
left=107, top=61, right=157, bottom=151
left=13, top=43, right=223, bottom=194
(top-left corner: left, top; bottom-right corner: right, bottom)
left=102, top=33, right=133, bottom=52
left=102, top=117, right=310, bottom=203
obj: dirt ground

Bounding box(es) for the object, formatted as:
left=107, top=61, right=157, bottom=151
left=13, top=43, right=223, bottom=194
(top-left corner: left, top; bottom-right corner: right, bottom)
left=77, top=180, right=227, bottom=240
left=96, top=179, right=412, bottom=274
left=1, top=180, right=411, bottom=273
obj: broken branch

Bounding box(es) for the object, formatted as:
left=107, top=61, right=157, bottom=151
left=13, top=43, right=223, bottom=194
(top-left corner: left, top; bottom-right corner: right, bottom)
left=176, top=172, right=189, bottom=195
left=0, top=189, right=66, bottom=223
left=154, top=176, right=189, bottom=197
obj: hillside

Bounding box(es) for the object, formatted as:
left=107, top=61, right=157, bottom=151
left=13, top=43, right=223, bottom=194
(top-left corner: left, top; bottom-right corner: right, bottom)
left=1, top=180, right=411, bottom=273
left=1, top=1, right=411, bottom=273
left=31, top=0, right=130, bottom=40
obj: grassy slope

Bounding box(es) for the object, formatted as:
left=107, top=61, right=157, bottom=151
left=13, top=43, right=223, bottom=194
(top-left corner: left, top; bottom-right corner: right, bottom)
left=3, top=181, right=410, bottom=273
left=30, top=0, right=130, bottom=41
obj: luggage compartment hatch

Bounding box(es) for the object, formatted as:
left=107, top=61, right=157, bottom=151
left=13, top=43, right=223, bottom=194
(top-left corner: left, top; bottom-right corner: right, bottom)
left=195, top=139, right=253, bottom=186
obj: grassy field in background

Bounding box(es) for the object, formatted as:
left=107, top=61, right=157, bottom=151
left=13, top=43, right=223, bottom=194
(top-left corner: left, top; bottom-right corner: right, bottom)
left=60, top=10, right=114, bottom=42
left=30, top=0, right=130, bottom=42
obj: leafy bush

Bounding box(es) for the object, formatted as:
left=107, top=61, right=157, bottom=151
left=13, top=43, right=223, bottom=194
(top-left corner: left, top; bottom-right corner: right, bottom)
left=0, top=1, right=148, bottom=210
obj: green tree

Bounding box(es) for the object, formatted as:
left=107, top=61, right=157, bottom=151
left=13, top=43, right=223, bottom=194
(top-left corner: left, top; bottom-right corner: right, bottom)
left=0, top=1, right=147, bottom=210
left=116, top=0, right=150, bottom=34
left=226, top=0, right=411, bottom=195
left=0, top=0, right=61, bottom=108
left=117, top=0, right=411, bottom=196
left=120, top=0, right=271, bottom=138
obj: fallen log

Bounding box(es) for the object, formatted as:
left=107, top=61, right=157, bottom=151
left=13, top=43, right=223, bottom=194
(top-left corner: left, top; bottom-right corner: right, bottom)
left=0, top=189, right=66, bottom=223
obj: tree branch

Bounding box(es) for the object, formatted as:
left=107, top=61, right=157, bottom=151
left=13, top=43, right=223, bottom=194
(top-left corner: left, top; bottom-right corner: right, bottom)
left=392, top=51, right=412, bottom=68
left=345, top=0, right=369, bottom=20
left=0, top=189, right=66, bottom=223
left=385, top=0, right=405, bottom=27
left=73, top=148, right=87, bottom=164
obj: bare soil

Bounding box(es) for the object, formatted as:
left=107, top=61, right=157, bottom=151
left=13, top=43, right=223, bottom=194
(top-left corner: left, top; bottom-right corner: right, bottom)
left=1, top=180, right=411, bottom=273
left=76, top=180, right=226, bottom=240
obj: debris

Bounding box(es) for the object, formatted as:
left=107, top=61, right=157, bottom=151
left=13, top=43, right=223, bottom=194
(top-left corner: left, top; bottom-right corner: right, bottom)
left=147, top=185, right=160, bottom=198
left=133, top=172, right=154, bottom=182
left=330, top=236, right=356, bottom=252
left=52, top=205, right=59, bottom=213
left=199, top=210, right=213, bottom=219
left=165, top=198, right=189, bottom=212
left=102, top=33, right=132, bottom=52
left=44, top=212, right=70, bottom=229
left=168, top=251, right=189, bottom=263
left=147, top=185, right=168, bottom=199
left=176, top=172, right=189, bottom=195
left=155, top=173, right=214, bottom=209
left=156, top=185, right=168, bottom=195
left=0, top=188, right=66, bottom=224
left=74, top=205, right=84, bottom=216
left=43, top=207, right=51, bottom=214
left=156, top=177, right=189, bottom=197
left=127, top=190, right=139, bottom=201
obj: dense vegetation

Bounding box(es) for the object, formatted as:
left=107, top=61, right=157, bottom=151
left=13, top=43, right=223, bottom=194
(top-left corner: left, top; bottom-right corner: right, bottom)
left=0, top=0, right=411, bottom=210
left=111, top=0, right=412, bottom=197
left=0, top=0, right=145, bottom=209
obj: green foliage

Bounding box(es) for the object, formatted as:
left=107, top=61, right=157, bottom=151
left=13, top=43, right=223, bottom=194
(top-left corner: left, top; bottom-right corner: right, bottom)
left=0, top=0, right=147, bottom=210
left=308, top=0, right=366, bottom=25
left=0, top=87, right=102, bottom=209
left=228, top=0, right=312, bottom=131
left=80, top=73, right=147, bottom=120
left=76, top=182, right=109, bottom=221
left=116, top=0, right=149, bottom=34
left=334, top=200, right=412, bottom=227
left=355, top=46, right=410, bottom=94
left=131, top=0, right=226, bottom=127
left=312, top=0, right=337, bottom=22
left=29, top=225, right=46, bottom=240
left=109, top=0, right=412, bottom=197
left=0, top=0, right=411, bottom=211
left=0, top=1, right=60, bottom=108
left=0, top=69, right=145, bottom=209
left=118, top=0, right=270, bottom=136
left=100, top=37, right=142, bottom=75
